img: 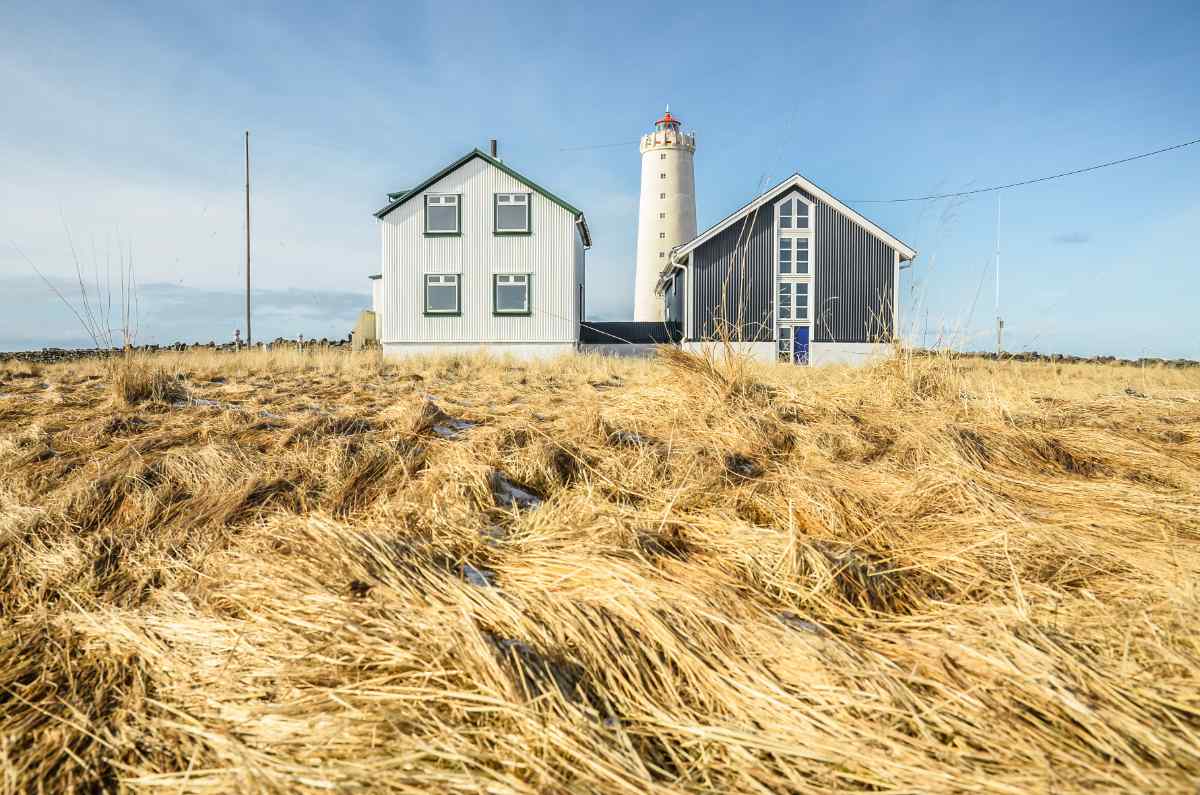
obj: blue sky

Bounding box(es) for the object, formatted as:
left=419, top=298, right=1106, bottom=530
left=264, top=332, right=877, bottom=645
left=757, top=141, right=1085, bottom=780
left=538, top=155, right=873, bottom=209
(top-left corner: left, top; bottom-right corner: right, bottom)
left=2, top=1, right=1198, bottom=356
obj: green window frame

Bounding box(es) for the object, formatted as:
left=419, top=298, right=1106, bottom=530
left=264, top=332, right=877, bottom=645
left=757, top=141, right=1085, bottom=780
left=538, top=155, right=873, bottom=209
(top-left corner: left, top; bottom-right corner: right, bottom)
left=424, top=274, right=461, bottom=315
left=493, top=273, right=531, bottom=316
left=494, top=192, right=532, bottom=236
left=424, top=194, right=461, bottom=236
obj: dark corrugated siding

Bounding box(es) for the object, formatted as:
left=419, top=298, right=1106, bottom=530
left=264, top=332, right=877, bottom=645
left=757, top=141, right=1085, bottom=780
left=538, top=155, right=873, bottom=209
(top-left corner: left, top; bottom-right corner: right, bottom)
left=664, top=270, right=685, bottom=325
left=813, top=198, right=895, bottom=343
left=689, top=204, right=774, bottom=341
left=579, top=321, right=682, bottom=345
left=688, top=188, right=896, bottom=344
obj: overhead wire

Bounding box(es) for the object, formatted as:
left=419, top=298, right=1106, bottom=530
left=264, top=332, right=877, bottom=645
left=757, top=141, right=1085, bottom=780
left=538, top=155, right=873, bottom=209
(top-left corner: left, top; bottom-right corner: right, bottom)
left=846, top=135, right=1200, bottom=203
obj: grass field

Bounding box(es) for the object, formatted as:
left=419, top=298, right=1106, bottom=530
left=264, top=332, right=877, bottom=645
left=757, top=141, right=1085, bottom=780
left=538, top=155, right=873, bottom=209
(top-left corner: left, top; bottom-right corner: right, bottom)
left=1, top=347, right=1198, bottom=793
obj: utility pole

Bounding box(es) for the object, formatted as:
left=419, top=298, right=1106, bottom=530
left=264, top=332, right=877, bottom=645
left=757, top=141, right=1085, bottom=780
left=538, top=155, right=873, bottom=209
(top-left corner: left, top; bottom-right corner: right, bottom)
left=995, top=191, right=1002, bottom=357
left=245, top=130, right=252, bottom=347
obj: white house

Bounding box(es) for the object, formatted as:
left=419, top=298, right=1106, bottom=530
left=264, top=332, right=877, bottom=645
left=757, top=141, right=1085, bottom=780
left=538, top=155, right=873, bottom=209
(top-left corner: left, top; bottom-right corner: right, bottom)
left=371, top=148, right=592, bottom=360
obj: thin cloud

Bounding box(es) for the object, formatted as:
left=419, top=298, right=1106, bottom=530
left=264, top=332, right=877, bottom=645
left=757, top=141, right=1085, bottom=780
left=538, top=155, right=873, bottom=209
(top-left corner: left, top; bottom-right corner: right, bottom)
left=1052, top=231, right=1091, bottom=245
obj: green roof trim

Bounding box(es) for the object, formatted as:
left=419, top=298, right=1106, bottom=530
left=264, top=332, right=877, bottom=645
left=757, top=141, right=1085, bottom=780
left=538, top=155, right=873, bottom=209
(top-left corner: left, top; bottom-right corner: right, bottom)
left=373, top=149, right=591, bottom=247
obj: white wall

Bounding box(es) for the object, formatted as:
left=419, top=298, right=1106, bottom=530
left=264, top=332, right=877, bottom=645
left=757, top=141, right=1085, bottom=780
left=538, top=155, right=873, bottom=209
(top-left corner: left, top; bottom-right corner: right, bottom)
left=383, top=341, right=575, bottom=361
left=677, top=341, right=891, bottom=366
left=379, top=156, right=583, bottom=346
left=809, top=342, right=892, bottom=367
left=579, top=343, right=660, bottom=358
left=681, top=340, right=775, bottom=362
left=370, top=278, right=383, bottom=339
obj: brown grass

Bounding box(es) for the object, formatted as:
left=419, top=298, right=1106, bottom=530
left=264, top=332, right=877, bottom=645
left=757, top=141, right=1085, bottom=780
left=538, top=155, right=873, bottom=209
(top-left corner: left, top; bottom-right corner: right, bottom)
left=0, top=346, right=1198, bottom=793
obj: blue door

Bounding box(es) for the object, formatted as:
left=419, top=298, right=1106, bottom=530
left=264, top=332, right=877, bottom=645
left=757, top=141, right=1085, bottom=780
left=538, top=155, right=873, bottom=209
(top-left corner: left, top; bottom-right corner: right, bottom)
left=793, top=326, right=810, bottom=365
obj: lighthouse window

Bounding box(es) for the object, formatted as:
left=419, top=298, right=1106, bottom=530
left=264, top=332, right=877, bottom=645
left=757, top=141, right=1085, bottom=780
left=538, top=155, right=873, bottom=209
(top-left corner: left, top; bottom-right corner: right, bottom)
left=494, top=193, right=530, bottom=234
left=660, top=153, right=667, bottom=160
left=493, top=274, right=531, bottom=315
left=659, top=212, right=666, bottom=219
left=660, top=173, right=667, bottom=179
left=660, top=193, right=666, bottom=199
left=659, top=232, right=666, bottom=239
left=424, top=274, right=460, bottom=314
left=424, top=194, right=460, bottom=235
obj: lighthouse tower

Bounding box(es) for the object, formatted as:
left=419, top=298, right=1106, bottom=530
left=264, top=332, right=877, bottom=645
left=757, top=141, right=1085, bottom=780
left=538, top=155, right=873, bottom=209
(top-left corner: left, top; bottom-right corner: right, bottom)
left=633, top=107, right=697, bottom=322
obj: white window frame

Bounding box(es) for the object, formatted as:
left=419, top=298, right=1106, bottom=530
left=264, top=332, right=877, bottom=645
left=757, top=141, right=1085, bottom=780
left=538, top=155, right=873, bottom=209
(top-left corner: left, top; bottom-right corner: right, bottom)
left=424, top=194, right=460, bottom=235
left=776, top=281, right=811, bottom=322
left=494, top=192, right=530, bottom=234
left=777, top=194, right=812, bottom=231
left=423, top=273, right=460, bottom=315
left=773, top=191, right=816, bottom=363
left=493, top=273, right=531, bottom=315
left=777, top=326, right=793, bottom=362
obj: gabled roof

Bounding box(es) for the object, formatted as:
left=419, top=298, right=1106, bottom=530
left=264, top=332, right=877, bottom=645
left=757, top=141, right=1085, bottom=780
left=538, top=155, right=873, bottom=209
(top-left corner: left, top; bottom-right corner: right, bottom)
left=671, top=172, right=916, bottom=263
left=373, top=149, right=592, bottom=247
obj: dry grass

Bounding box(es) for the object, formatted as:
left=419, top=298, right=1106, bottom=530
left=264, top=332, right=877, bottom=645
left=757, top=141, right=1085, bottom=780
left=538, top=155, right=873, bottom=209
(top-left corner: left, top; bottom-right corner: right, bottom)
left=1, top=346, right=1198, bottom=793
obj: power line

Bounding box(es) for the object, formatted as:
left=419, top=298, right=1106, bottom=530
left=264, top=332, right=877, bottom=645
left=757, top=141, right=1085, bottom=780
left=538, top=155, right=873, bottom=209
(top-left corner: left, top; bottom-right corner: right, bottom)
left=846, top=135, right=1200, bottom=204
left=560, top=139, right=642, bottom=152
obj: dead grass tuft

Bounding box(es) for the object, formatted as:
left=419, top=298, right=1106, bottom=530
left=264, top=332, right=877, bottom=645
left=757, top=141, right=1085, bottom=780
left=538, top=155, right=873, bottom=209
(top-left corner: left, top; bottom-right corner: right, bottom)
left=109, top=356, right=188, bottom=407
left=1, top=346, right=1198, bottom=793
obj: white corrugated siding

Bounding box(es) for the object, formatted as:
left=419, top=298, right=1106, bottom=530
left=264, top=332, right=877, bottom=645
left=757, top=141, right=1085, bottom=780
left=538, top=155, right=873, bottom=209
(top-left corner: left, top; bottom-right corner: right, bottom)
left=371, top=279, right=383, bottom=339
left=380, top=157, right=582, bottom=344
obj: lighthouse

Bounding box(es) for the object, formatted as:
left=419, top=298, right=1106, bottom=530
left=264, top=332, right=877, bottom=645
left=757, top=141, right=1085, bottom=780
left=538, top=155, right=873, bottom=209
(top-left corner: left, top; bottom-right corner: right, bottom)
left=633, top=107, right=697, bottom=322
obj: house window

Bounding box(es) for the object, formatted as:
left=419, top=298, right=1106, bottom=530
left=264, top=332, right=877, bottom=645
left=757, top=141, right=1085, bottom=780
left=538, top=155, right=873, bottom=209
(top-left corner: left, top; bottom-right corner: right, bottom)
left=779, top=197, right=810, bottom=230
left=494, top=193, right=530, bottom=234
left=777, top=282, right=810, bottom=322
left=779, top=238, right=793, bottom=274
left=777, top=331, right=792, bottom=362
left=493, top=274, right=530, bottom=314
left=424, top=274, right=460, bottom=314
left=796, top=282, right=809, bottom=320
left=794, top=237, right=810, bottom=275
left=424, top=194, right=460, bottom=235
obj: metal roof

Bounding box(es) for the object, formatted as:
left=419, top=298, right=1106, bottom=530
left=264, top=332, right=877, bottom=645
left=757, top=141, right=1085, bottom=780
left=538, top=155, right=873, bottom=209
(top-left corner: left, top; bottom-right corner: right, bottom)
left=373, top=149, right=592, bottom=247
left=672, top=173, right=917, bottom=263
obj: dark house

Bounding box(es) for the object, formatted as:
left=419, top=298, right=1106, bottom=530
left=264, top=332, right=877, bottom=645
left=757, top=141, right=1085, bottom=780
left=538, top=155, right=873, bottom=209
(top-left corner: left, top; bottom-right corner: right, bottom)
left=656, top=173, right=916, bottom=365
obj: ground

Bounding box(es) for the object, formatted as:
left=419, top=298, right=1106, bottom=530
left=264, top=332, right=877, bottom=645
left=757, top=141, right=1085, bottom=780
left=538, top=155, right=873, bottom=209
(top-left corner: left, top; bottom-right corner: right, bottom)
left=1, top=348, right=1198, bottom=793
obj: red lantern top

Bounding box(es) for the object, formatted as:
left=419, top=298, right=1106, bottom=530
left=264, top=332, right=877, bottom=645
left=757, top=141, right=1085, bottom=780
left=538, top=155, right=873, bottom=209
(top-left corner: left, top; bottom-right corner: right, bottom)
left=655, top=107, right=680, bottom=131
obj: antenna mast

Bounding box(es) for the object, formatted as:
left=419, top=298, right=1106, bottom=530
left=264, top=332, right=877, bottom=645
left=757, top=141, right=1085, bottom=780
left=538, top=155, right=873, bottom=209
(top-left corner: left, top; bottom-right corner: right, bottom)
left=245, top=130, right=252, bottom=347
left=994, top=191, right=1002, bottom=356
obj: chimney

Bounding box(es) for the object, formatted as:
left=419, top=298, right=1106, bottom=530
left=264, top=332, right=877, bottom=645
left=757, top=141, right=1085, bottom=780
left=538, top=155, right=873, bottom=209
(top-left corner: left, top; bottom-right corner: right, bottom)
left=489, top=139, right=498, bottom=158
